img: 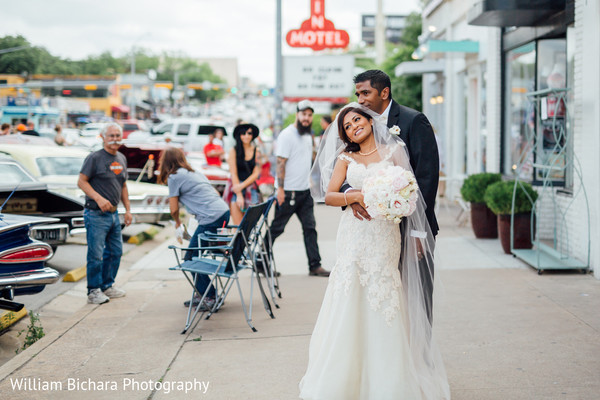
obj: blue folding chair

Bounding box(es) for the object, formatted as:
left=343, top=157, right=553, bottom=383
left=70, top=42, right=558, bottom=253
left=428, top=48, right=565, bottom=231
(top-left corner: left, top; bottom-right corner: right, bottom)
left=169, top=201, right=272, bottom=334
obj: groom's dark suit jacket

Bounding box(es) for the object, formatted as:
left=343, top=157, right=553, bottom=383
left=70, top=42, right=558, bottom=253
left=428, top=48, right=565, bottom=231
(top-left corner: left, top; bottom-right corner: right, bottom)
left=387, top=100, right=439, bottom=236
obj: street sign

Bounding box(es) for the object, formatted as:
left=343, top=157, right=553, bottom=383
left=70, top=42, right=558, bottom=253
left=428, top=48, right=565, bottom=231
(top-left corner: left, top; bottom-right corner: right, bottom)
left=286, top=0, right=349, bottom=51
left=283, top=55, right=354, bottom=101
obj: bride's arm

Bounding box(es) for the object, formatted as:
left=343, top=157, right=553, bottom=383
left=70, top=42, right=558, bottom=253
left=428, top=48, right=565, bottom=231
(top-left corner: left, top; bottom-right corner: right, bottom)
left=324, top=160, right=364, bottom=207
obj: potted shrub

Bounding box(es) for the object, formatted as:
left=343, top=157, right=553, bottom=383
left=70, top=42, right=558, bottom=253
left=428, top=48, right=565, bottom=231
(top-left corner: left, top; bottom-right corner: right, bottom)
left=484, top=180, right=539, bottom=254
left=460, top=173, right=502, bottom=238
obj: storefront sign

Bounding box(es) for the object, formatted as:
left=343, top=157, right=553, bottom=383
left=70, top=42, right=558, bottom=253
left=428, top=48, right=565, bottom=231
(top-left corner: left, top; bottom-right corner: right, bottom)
left=283, top=55, right=354, bottom=101
left=286, top=0, right=349, bottom=51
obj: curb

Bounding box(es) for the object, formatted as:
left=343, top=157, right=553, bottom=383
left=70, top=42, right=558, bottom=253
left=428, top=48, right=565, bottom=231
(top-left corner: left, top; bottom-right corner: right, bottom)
left=0, top=308, right=27, bottom=331
left=63, top=266, right=86, bottom=282
left=126, top=226, right=161, bottom=245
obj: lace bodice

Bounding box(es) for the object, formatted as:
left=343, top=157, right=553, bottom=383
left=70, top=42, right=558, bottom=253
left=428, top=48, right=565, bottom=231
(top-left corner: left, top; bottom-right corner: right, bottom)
left=338, top=153, right=391, bottom=190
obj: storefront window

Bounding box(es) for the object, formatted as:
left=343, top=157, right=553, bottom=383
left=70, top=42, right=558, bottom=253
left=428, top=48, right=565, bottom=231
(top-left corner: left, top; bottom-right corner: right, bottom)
left=535, top=39, right=567, bottom=184
left=503, top=39, right=569, bottom=184
left=480, top=65, right=487, bottom=172
left=504, top=42, right=536, bottom=179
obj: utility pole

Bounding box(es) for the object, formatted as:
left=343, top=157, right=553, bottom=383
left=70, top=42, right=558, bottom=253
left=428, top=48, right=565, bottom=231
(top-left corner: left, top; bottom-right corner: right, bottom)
left=130, top=47, right=136, bottom=119
left=375, top=0, right=385, bottom=66
left=274, top=0, right=283, bottom=136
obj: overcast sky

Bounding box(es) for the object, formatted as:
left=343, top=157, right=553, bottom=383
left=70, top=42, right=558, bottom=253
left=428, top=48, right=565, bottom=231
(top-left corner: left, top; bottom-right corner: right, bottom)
left=0, top=0, right=420, bottom=86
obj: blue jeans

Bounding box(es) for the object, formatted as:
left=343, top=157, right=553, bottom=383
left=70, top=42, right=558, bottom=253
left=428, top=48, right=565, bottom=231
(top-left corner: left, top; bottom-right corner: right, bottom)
left=184, top=211, right=230, bottom=298
left=84, top=208, right=123, bottom=294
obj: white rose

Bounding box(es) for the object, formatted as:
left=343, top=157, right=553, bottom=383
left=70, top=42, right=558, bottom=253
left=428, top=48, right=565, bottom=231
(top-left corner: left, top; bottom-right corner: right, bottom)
left=389, top=125, right=401, bottom=136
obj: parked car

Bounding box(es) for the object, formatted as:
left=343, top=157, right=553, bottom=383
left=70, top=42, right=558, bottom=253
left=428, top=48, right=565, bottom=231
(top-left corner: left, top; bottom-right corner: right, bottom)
left=0, top=155, right=83, bottom=247
left=148, top=118, right=232, bottom=152
left=118, top=119, right=148, bottom=138
left=0, top=144, right=170, bottom=226
left=0, top=213, right=60, bottom=312
left=186, top=152, right=230, bottom=195
left=117, top=143, right=230, bottom=194
left=77, top=122, right=108, bottom=149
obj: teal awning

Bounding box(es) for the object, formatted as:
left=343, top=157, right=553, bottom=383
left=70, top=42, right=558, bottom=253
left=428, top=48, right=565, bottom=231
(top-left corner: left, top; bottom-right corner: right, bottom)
left=413, top=39, right=480, bottom=59
left=427, top=39, right=479, bottom=53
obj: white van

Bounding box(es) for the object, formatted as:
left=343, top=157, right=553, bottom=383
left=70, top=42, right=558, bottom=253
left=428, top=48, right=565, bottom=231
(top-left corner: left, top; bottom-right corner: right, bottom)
left=149, top=118, right=233, bottom=152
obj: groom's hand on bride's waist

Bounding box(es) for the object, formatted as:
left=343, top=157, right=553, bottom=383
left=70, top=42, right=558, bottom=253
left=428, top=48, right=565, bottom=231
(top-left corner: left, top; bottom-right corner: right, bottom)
left=346, top=189, right=371, bottom=221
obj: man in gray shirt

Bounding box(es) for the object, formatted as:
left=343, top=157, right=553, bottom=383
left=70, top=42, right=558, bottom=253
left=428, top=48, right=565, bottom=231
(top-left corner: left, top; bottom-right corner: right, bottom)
left=78, top=123, right=132, bottom=304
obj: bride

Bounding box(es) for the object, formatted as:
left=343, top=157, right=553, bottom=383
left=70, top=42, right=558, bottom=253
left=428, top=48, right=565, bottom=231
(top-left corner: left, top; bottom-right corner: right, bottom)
left=299, top=104, right=450, bottom=399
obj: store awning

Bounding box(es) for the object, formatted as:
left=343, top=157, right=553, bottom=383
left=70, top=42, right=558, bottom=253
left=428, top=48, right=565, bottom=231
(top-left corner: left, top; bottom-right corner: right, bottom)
left=395, top=60, right=445, bottom=77
left=111, top=104, right=130, bottom=113
left=468, top=0, right=565, bottom=27
left=412, top=40, right=479, bottom=59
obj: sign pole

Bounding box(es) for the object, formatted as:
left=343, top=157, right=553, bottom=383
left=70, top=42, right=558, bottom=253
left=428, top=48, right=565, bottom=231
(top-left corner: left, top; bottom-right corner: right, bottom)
left=274, top=0, right=283, bottom=136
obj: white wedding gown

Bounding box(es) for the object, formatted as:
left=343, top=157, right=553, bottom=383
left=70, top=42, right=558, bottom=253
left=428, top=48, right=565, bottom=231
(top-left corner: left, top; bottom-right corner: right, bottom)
left=299, top=158, right=436, bottom=400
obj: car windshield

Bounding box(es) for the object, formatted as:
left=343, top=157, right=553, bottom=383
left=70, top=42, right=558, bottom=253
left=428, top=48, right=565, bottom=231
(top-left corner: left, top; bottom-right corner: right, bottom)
left=0, top=163, right=36, bottom=184
left=123, top=124, right=138, bottom=131
left=36, top=157, right=85, bottom=176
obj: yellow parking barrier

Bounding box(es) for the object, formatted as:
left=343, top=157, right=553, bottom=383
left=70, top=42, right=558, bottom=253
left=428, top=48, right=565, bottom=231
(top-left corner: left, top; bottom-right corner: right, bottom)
left=63, top=266, right=87, bottom=282
left=0, top=308, right=27, bottom=330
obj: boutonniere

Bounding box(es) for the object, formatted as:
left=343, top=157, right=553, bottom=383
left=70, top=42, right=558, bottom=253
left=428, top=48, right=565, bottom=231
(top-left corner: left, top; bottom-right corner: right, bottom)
left=389, top=125, right=401, bottom=136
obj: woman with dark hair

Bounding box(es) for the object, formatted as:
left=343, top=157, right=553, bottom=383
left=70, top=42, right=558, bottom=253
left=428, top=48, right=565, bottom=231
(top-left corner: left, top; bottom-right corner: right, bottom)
left=158, top=147, right=230, bottom=309
left=300, top=104, right=450, bottom=399
left=225, top=123, right=262, bottom=224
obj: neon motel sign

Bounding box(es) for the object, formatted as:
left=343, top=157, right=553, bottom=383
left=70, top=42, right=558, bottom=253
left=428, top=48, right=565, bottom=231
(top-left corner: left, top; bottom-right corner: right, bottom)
left=286, top=0, right=350, bottom=51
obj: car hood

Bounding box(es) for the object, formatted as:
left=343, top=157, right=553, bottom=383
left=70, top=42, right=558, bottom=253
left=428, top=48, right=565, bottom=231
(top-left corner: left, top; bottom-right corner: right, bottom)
left=38, top=175, right=169, bottom=198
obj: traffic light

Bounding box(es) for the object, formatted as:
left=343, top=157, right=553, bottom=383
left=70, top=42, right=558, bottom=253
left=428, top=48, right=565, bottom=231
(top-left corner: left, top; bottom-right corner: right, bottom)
left=261, top=89, right=269, bottom=97
left=230, top=87, right=238, bottom=94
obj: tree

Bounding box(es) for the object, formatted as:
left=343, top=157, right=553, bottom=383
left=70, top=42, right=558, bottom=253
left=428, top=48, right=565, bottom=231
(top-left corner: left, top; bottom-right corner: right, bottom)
left=0, top=35, right=38, bottom=75
left=380, top=12, right=423, bottom=111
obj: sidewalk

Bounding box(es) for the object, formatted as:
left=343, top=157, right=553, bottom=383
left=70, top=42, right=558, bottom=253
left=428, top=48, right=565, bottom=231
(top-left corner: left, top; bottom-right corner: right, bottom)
left=0, top=203, right=598, bottom=399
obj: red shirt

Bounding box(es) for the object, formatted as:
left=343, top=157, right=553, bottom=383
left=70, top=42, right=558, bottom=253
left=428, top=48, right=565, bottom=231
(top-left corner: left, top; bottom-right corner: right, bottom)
left=203, top=143, right=223, bottom=167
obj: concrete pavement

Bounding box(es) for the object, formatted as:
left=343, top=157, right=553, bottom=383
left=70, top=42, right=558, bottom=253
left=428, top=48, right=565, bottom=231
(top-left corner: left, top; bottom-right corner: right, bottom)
left=0, top=202, right=599, bottom=399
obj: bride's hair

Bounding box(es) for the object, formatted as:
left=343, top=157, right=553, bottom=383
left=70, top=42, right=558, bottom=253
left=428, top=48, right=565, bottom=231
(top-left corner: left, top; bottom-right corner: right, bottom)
left=336, top=106, right=372, bottom=153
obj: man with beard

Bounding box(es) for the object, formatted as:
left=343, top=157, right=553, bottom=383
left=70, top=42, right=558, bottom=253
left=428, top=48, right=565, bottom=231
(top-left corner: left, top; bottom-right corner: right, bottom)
left=269, top=100, right=329, bottom=277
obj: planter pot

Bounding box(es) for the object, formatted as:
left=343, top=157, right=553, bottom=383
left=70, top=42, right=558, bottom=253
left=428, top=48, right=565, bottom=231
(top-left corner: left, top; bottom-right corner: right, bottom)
left=497, top=213, right=534, bottom=254
left=470, top=202, right=498, bottom=238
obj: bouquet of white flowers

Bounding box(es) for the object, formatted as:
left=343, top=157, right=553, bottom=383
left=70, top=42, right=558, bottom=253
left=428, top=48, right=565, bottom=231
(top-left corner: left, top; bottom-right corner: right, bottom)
left=362, top=165, right=419, bottom=223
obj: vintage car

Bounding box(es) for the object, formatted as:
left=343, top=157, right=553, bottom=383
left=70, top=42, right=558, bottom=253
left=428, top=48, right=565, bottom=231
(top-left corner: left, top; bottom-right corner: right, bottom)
left=0, top=144, right=170, bottom=225
left=0, top=213, right=60, bottom=312
left=118, top=142, right=231, bottom=194
left=0, top=155, right=83, bottom=248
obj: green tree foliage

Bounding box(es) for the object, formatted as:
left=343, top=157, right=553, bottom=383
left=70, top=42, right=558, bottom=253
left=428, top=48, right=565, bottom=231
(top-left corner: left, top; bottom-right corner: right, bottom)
left=0, top=35, right=38, bottom=74
left=381, top=12, right=423, bottom=111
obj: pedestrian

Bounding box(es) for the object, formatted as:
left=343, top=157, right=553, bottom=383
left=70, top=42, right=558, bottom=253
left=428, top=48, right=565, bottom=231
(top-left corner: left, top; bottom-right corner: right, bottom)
left=269, top=100, right=329, bottom=277
left=54, top=125, right=66, bottom=146
left=224, top=123, right=262, bottom=225
left=15, top=123, right=27, bottom=134
left=22, top=121, right=40, bottom=136
left=78, top=123, right=132, bottom=304
left=203, top=132, right=225, bottom=167
left=0, top=123, right=10, bottom=135
left=349, top=69, right=439, bottom=320
left=213, top=127, right=225, bottom=147
left=157, top=146, right=230, bottom=309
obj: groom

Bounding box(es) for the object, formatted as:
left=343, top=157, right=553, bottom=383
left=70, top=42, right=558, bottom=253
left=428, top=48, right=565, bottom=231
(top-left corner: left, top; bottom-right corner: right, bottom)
left=343, top=69, right=439, bottom=321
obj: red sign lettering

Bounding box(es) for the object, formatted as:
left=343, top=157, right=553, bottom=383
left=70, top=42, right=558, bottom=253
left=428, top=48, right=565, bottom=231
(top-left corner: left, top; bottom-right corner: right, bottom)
left=286, top=0, right=350, bottom=51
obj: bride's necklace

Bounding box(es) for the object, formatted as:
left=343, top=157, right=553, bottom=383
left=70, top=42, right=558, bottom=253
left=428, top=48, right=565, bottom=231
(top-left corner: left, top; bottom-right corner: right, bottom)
left=358, top=147, right=377, bottom=156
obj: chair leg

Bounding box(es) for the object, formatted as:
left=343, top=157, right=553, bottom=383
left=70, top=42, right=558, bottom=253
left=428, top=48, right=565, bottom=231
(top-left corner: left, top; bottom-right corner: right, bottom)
left=181, top=271, right=215, bottom=334
left=234, top=275, right=257, bottom=332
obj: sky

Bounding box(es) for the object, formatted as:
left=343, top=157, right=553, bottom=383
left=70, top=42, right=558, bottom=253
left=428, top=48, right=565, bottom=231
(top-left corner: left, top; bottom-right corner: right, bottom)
left=0, top=0, right=420, bottom=87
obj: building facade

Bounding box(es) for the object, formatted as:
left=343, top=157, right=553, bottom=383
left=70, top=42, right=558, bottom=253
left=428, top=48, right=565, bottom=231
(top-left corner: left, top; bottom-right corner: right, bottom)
left=403, top=0, right=599, bottom=277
